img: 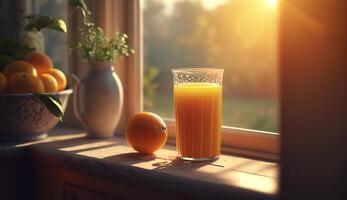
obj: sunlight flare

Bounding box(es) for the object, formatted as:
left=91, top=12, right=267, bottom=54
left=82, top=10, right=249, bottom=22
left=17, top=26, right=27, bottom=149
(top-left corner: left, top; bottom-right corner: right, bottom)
left=267, top=0, right=277, bottom=8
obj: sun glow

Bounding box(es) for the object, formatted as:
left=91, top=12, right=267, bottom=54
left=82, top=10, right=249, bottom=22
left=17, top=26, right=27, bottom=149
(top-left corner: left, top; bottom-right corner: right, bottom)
left=267, top=0, right=277, bottom=8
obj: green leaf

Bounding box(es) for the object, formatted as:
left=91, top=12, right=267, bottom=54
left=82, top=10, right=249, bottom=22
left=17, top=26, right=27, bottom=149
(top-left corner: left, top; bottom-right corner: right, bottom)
left=24, top=15, right=67, bottom=33
left=68, top=0, right=133, bottom=62
left=69, top=0, right=89, bottom=13
left=34, top=93, right=64, bottom=121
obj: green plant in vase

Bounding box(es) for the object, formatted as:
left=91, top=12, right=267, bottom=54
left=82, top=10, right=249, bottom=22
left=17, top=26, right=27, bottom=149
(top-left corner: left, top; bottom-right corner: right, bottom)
left=68, top=0, right=134, bottom=138
left=69, top=0, right=133, bottom=62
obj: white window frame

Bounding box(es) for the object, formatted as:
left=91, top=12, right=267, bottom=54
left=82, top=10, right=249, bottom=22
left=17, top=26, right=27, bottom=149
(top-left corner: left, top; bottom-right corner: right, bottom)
left=131, top=0, right=279, bottom=161
left=73, top=0, right=279, bottom=161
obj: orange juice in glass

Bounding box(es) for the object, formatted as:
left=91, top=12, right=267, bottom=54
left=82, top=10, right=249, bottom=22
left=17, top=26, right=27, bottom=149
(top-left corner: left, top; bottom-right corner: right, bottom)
left=172, top=68, right=223, bottom=161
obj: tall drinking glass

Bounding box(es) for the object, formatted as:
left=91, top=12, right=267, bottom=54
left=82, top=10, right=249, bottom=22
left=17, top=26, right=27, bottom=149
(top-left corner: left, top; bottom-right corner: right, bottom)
left=172, top=68, right=224, bottom=161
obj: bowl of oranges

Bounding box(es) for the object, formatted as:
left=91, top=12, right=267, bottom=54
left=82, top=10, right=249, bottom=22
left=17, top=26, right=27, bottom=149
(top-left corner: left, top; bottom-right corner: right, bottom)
left=0, top=52, right=72, bottom=141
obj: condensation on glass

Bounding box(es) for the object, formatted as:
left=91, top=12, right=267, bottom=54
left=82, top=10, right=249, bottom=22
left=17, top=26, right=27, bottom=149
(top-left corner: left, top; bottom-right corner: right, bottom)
left=173, top=68, right=223, bottom=160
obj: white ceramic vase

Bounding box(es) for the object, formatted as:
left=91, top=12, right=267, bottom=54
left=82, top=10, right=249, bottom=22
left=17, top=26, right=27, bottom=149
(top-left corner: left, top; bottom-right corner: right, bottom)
left=72, top=61, right=123, bottom=138
left=20, top=30, right=45, bottom=52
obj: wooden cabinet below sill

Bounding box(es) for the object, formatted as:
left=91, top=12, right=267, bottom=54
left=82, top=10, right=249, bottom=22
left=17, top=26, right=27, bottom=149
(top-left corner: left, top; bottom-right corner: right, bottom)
left=33, top=163, right=174, bottom=200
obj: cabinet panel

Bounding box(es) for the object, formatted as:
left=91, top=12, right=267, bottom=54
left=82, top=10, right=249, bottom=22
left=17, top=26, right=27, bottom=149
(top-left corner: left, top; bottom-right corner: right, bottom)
left=33, top=162, right=175, bottom=200
left=64, top=183, right=125, bottom=200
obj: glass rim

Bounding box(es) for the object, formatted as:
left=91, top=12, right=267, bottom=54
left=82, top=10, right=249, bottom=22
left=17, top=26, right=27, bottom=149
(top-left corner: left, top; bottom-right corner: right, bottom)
left=172, top=67, right=224, bottom=73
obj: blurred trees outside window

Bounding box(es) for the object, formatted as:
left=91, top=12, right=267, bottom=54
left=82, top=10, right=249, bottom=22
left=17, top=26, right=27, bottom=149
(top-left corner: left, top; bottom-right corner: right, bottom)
left=143, top=0, right=278, bottom=132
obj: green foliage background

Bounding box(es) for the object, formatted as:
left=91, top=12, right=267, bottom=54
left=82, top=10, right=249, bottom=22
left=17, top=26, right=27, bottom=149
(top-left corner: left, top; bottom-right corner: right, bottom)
left=143, top=0, right=279, bottom=132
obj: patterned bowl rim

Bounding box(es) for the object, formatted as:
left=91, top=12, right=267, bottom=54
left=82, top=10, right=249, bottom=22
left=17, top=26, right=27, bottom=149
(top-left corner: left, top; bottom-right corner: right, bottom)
left=0, top=88, right=73, bottom=97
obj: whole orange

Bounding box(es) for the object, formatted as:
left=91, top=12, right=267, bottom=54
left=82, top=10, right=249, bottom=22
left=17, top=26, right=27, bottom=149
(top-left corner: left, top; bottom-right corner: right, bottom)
left=4, top=60, right=38, bottom=78
left=39, top=74, right=58, bottom=93
left=126, top=112, right=168, bottom=154
left=25, top=52, right=53, bottom=74
left=0, top=72, right=7, bottom=93
left=9, top=72, right=44, bottom=93
left=46, top=68, right=67, bottom=91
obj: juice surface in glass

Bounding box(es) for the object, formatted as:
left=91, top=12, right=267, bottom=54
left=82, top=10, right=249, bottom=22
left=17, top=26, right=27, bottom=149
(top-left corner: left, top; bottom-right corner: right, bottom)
left=174, top=82, right=222, bottom=160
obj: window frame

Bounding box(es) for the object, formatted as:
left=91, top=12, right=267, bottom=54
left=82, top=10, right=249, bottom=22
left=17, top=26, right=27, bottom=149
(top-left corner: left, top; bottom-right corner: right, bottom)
left=72, top=0, right=280, bottom=161
left=135, top=0, right=279, bottom=161
left=165, top=119, right=279, bottom=161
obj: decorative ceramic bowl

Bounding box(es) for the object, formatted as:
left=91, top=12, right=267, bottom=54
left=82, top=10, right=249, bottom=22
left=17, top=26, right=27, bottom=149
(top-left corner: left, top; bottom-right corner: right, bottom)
left=0, top=89, right=73, bottom=142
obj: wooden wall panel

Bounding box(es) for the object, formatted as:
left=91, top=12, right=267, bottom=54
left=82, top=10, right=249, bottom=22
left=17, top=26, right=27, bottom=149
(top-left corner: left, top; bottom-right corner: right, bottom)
left=279, top=0, right=347, bottom=199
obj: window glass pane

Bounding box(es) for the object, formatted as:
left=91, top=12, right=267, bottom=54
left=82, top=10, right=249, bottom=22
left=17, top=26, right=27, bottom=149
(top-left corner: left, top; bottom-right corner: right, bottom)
left=32, top=0, right=68, bottom=73
left=143, top=0, right=278, bottom=132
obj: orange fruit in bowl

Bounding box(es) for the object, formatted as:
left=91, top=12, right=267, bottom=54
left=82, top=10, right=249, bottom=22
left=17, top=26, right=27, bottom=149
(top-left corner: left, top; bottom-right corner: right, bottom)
left=39, top=74, right=58, bottom=93
left=0, top=72, right=7, bottom=93
left=46, top=68, right=67, bottom=91
left=8, top=72, right=44, bottom=94
left=25, top=52, right=53, bottom=74
left=126, top=112, right=168, bottom=154
left=4, top=60, right=38, bottom=79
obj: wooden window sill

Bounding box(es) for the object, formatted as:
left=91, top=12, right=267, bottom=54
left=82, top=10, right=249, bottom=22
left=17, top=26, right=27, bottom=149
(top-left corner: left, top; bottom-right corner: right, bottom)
left=0, top=125, right=278, bottom=200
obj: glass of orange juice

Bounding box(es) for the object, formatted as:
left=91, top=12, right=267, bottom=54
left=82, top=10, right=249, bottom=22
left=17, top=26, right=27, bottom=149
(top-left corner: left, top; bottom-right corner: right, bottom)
left=172, top=68, right=224, bottom=161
